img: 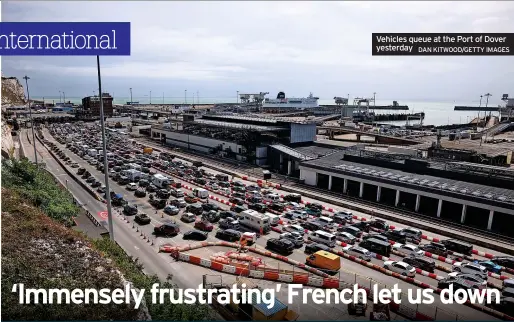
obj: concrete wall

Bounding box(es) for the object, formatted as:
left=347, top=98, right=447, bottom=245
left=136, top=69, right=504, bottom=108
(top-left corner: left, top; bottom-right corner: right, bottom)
left=300, top=168, right=317, bottom=186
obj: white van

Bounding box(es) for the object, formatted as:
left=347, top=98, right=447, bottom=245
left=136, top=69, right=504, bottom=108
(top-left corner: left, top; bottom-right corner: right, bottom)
left=264, top=212, right=280, bottom=226
left=318, top=216, right=334, bottom=226
left=308, top=230, right=336, bottom=247
left=193, top=188, right=209, bottom=200
left=263, top=193, right=280, bottom=203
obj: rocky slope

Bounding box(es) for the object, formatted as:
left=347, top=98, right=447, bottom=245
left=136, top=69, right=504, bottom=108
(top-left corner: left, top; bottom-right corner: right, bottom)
left=2, top=76, right=26, bottom=107
left=1, top=188, right=150, bottom=320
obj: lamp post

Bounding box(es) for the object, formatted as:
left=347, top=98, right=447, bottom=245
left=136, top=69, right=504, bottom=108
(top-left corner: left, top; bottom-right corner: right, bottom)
left=130, top=87, right=133, bottom=104
left=96, top=55, right=114, bottom=241
left=23, top=75, right=38, bottom=166
left=59, top=91, right=62, bottom=103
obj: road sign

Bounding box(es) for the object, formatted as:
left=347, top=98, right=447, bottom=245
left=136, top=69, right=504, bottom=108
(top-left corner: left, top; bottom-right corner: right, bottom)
left=98, top=211, right=108, bottom=220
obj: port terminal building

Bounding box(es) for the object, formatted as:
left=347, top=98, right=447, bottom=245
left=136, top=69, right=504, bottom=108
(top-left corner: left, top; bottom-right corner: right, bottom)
left=150, top=114, right=317, bottom=169
left=299, top=149, right=514, bottom=237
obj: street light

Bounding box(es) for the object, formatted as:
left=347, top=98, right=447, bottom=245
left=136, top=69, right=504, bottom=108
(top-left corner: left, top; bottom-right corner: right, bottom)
left=129, top=87, right=133, bottom=104
left=23, top=75, right=38, bottom=166
left=96, top=55, right=114, bottom=241
left=59, top=91, right=62, bottom=103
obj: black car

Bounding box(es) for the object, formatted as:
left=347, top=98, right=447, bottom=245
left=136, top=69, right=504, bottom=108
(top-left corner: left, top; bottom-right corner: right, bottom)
left=246, top=197, right=262, bottom=204
left=231, top=192, right=246, bottom=199
left=306, top=203, right=323, bottom=211
left=219, top=211, right=237, bottom=219
left=437, top=278, right=480, bottom=291
left=230, top=205, right=247, bottom=213
left=86, top=176, right=96, bottom=183
left=269, top=202, right=286, bottom=212
left=248, top=203, right=267, bottom=213
left=91, top=180, right=101, bottom=188
left=77, top=167, right=86, bottom=175
left=341, top=226, right=363, bottom=238
left=149, top=198, right=166, bottom=209
left=403, top=255, right=436, bottom=273
left=156, top=189, right=170, bottom=199
left=154, top=222, right=180, bottom=236
left=186, top=204, right=204, bottom=216
left=441, top=239, right=473, bottom=256
left=266, top=238, right=294, bottom=255
left=351, top=221, right=370, bottom=233
left=139, top=179, right=150, bottom=187
left=492, top=256, right=514, bottom=269
left=123, top=204, right=138, bottom=216
left=134, top=188, right=147, bottom=198
left=229, top=197, right=245, bottom=206
left=368, top=219, right=389, bottom=232
left=183, top=230, right=208, bottom=241
left=420, top=242, right=449, bottom=257
left=304, top=243, right=331, bottom=255
left=195, top=178, right=207, bottom=185
left=283, top=193, right=302, bottom=203
left=215, top=229, right=241, bottom=242
left=146, top=184, right=158, bottom=193
left=134, top=213, right=151, bottom=225
left=383, top=229, right=407, bottom=244
left=202, top=203, right=220, bottom=212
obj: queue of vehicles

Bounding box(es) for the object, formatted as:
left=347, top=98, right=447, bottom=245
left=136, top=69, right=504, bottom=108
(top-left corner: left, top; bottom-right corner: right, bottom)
left=46, top=123, right=514, bottom=317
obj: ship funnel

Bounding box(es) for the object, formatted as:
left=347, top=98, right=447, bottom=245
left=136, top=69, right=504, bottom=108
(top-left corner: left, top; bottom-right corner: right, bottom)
left=277, top=92, right=285, bottom=99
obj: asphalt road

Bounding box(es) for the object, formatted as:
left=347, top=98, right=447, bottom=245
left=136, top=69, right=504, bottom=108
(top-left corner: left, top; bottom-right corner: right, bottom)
left=37, top=128, right=501, bottom=321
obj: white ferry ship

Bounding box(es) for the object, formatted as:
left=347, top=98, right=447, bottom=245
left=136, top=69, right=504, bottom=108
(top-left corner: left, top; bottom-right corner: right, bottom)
left=262, top=92, right=319, bottom=109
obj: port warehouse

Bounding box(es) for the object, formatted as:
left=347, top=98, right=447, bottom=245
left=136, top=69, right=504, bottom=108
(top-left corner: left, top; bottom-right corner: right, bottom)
left=150, top=114, right=317, bottom=169
left=299, top=149, right=514, bottom=237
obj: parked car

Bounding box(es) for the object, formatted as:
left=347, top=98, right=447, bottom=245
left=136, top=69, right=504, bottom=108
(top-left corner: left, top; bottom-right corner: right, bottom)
left=183, top=230, right=208, bottom=241
left=350, top=221, right=370, bottom=233
left=134, top=188, right=147, bottom=198
left=134, top=213, right=151, bottom=225
left=341, top=226, right=362, bottom=238
left=229, top=197, right=245, bottom=206
left=180, top=212, right=196, bottom=223
left=419, top=242, right=449, bottom=257
left=403, top=255, right=436, bottom=273
left=184, top=194, right=199, bottom=203
left=336, top=232, right=357, bottom=245
left=163, top=205, right=180, bottom=215
left=194, top=220, right=214, bottom=232
left=452, top=262, right=488, bottom=280
left=123, top=204, right=138, bottom=216
left=393, top=244, right=424, bottom=257
left=230, top=205, right=247, bottom=213
left=266, top=238, right=294, bottom=255
left=362, top=234, right=389, bottom=243
left=202, top=203, right=220, bottom=212
left=383, top=261, right=416, bottom=277
left=492, top=256, right=514, bottom=270
left=283, top=224, right=305, bottom=235
left=473, top=260, right=502, bottom=274
left=248, top=203, right=267, bottom=213
left=343, top=246, right=372, bottom=261
left=215, top=229, right=241, bottom=242
left=447, top=272, right=487, bottom=287
left=219, top=211, right=237, bottom=219
left=170, top=198, right=187, bottom=208
left=304, top=243, right=331, bottom=255
left=437, top=277, right=483, bottom=291
left=368, top=219, right=389, bottom=232
left=279, top=232, right=304, bottom=247
left=146, top=184, right=158, bottom=192
left=154, top=222, right=180, bottom=236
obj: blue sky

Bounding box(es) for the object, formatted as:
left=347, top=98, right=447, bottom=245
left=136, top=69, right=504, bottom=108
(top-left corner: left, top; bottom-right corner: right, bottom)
left=2, top=1, right=513, bottom=103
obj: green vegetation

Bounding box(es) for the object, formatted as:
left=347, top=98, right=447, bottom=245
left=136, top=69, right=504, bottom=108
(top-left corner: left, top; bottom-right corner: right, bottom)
left=2, top=158, right=78, bottom=226
left=1, top=159, right=214, bottom=320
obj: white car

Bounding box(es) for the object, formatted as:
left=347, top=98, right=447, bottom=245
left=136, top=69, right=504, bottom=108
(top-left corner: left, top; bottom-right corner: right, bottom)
left=343, top=245, right=372, bottom=261
left=393, top=244, right=424, bottom=257
left=383, top=261, right=416, bottom=277
left=280, top=232, right=304, bottom=247
left=452, top=262, right=488, bottom=279
left=283, top=224, right=305, bottom=236
left=126, top=182, right=138, bottom=191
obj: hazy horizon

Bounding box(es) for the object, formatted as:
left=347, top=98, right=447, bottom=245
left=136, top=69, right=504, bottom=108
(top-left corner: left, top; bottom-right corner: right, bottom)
left=2, top=1, right=513, bottom=103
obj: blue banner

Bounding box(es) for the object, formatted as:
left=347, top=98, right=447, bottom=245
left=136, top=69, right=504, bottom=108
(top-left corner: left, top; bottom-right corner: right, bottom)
left=0, top=22, right=130, bottom=56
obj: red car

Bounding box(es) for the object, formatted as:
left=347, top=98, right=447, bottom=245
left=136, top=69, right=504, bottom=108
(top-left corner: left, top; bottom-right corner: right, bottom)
left=194, top=220, right=214, bottom=232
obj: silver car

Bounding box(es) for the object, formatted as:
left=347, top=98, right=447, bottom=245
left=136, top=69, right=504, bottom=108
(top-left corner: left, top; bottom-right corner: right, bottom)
left=280, top=232, right=304, bottom=247
left=343, top=246, right=372, bottom=261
